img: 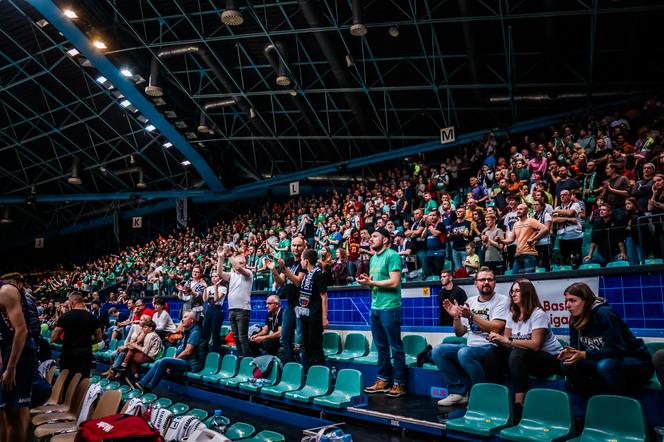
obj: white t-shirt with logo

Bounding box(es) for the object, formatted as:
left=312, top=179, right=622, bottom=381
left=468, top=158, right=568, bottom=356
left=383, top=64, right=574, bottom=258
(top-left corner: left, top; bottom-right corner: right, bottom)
left=462, top=294, right=509, bottom=347
left=228, top=270, right=253, bottom=310
left=507, top=307, right=562, bottom=356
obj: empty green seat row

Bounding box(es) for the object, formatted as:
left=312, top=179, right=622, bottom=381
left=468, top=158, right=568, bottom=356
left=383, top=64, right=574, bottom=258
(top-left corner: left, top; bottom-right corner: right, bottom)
left=446, top=384, right=648, bottom=442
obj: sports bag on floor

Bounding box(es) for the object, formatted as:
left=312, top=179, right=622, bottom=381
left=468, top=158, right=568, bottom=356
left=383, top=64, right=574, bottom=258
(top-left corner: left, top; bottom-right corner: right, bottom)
left=74, top=413, right=164, bottom=442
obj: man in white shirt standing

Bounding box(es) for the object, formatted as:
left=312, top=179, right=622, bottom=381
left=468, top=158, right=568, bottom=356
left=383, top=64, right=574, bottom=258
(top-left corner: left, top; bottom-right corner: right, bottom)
left=432, top=267, right=509, bottom=406
left=217, top=247, right=253, bottom=357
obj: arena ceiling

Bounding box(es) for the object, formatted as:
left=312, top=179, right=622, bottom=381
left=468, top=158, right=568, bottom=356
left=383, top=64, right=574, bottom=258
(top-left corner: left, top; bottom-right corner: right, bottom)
left=1, top=0, right=663, bottom=236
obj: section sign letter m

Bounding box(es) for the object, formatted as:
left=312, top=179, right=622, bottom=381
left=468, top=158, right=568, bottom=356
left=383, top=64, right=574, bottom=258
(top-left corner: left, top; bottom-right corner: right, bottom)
left=440, top=126, right=455, bottom=144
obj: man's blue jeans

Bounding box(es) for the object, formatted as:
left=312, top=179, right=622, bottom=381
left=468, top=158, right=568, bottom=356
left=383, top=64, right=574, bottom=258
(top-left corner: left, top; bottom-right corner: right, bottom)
left=139, top=358, right=191, bottom=390
left=431, top=343, right=493, bottom=395
left=512, top=254, right=536, bottom=274
left=279, top=306, right=302, bottom=363
left=371, top=308, right=407, bottom=386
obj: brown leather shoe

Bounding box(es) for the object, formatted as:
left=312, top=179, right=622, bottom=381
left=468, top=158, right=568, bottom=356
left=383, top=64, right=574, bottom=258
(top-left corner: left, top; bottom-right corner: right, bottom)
left=386, top=384, right=407, bottom=398
left=364, top=379, right=391, bottom=394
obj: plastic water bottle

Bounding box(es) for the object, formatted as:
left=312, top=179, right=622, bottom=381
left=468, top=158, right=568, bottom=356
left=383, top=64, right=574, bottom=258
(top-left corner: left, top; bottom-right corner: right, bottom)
left=208, top=409, right=227, bottom=434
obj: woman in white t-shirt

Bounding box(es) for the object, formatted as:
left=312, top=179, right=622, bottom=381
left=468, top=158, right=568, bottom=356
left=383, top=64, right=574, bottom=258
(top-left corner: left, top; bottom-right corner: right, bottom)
left=485, top=279, right=562, bottom=414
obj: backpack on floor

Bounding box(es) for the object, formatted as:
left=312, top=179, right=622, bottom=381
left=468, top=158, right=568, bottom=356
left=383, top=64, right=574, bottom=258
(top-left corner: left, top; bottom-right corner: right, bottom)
left=75, top=414, right=164, bottom=442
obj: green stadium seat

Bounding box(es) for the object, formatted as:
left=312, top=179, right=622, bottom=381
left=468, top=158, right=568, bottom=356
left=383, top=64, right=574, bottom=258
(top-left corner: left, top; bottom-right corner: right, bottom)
left=122, top=389, right=143, bottom=402
left=403, top=335, right=427, bottom=367
left=579, top=263, right=601, bottom=270
left=240, top=360, right=280, bottom=392
left=284, top=365, right=330, bottom=403
left=503, top=269, right=514, bottom=276
left=238, top=430, right=285, bottom=442
left=99, top=378, right=111, bottom=388
left=187, top=408, right=208, bottom=420
left=262, top=362, right=304, bottom=398
left=152, top=397, right=172, bottom=409
left=645, top=258, right=664, bottom=265
left=445, top=383, right=512, bottom=436
left=606, top=260, right=629, bottom=268
left=89, top=375, right=101, bottom=384
left=139, top=393, right=157, bottom=405
left=442, top=336, right=467, bottom=345
left=323, top=332, right=342, bottom=356
left=186, top=352, right=220, bottom=380
left=353, top=340, right=378, bottom=365
left=219, top=357, right=254, bottom=388
left=443, top=260, right=453, bottom=271
left=220, top=325, right=231, bottom=337
left=226, top=422, right=256, bottom=440
left=568, top=395, right=646, bottom=442
left=313, top=369, right=363, bottom=409
left=327, top=333, right=368, bottom=362
left=552, top=265, right=572, bottom=272
left=203, top=414, right=231, bottom=428
left=96, top=339, right=118, bottom=360
left=118, top=385, right=132, bottom=395
left=146, top=347, right=176, bottom=369
left=168, top=402, right=190, bottom=416
left=202, top=354, right=239, bottom=383
left=104, top=381, right=121, bottom=391
left=535, top=267, right=546, bottom=273
left=500, top=389, right=574, bottom=442
left=426, top=275, right=439, bottom=281
left=423, top=362, right=438, bottom=371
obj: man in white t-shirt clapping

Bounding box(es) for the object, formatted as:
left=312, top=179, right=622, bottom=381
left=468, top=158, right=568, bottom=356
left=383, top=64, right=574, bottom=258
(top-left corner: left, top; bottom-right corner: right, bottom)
left=217, top=247, right=254, bottom=357
left=432, top=267, right=509, bottom=407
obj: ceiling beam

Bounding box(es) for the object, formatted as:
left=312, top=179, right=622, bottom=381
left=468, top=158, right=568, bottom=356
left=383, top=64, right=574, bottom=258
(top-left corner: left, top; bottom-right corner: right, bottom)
left=29, top=0, right=225, bottom=191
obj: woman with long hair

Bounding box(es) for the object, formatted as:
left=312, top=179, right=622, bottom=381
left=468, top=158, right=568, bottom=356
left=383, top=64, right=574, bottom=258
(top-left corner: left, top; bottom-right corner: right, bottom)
left=484, top=279, right=562, bottom=415
left=558, top=282, right=653, bottom=394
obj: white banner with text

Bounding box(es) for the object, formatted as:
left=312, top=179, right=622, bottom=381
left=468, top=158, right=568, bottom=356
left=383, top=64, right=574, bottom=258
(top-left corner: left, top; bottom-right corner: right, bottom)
left=403, top=276, right=599, bottom=328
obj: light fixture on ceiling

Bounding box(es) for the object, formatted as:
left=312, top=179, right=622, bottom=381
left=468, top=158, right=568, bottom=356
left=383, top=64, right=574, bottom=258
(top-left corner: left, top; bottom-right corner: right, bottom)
left=145, top=124, right=156, bottom=132
left=67, top=157, right=82, bottom=185
left=250, top=108, right=256, bottom=119
left=92, top=40, right=107, bottom=50
left=388, top=25, right=399, bottom=37
left=197, top=113, right=210, bottom=133
left=350, top=0, right=367, bottom=37
left=66, top=48, right=79, bottom=57
left=0, top=207, right=13, bottom=224
left=345, top=54, right=354, bottom=68
left=162, top=142, right=173, bottom=148
left=120, top=68, right=133, bottom=77
left=181, top=160, right=192, bottom=166
left=264, top=41, right=291, bottom=86
left=136, top=169, right=147, bottom=189
left=36, top=19, right=49, bottom=28
left=221, top=0, right=244, bottom=26
left=129, top=154, right=136, bottom=165
left=63, top=9, right=78, bottom=19
left=119, top=99, right=131, bottom=108
left=96, top=76, right=108, bottom=84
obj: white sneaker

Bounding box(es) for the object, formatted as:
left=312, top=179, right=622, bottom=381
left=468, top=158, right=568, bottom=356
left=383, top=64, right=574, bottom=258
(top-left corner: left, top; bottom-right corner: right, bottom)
left=437, top=393, right=469, bottom=407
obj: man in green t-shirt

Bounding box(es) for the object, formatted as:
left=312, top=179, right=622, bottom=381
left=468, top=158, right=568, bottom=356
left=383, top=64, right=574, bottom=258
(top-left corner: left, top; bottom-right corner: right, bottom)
left=356, top=227, right=407, bottom=398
